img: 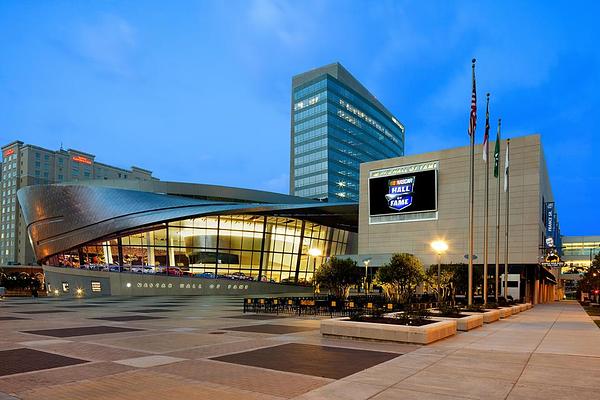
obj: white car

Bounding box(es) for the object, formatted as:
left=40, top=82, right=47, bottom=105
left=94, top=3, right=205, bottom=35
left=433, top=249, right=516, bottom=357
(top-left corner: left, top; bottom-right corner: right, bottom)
left=131, top=266, right=156, bottom=274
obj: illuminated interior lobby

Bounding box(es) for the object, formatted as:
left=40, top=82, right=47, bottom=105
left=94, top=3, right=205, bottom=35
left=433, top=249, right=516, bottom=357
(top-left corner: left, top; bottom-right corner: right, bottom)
left=17, top=181, right=357, bottom=286
left=45, top=214, right=352, bottom=283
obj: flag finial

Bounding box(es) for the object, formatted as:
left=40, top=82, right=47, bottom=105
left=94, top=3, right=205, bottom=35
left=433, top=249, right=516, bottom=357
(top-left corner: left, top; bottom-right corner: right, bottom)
left=472, top=58, right=476, bottom=64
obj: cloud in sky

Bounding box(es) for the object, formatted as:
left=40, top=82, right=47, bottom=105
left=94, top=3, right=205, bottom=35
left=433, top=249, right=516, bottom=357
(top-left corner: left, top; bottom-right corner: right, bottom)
left=247, top=0, right=308, bottom=47
left=73, top=13, right=138, bottom=77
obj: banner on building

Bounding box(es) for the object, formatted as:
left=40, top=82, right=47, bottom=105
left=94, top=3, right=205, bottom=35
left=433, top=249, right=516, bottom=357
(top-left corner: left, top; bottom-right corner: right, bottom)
left=368, top=161, right=438, bottom=224
left=545, top=202, right=555, bottom=240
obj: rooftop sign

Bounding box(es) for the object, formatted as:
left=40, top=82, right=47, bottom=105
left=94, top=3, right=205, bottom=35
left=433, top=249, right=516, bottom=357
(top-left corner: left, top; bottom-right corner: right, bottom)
left=72, top=155, right=92, bottom=165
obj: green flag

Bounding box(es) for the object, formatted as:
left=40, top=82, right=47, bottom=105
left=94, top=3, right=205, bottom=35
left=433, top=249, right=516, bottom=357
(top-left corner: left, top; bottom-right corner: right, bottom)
left=493, top=119, right=501, bottom=178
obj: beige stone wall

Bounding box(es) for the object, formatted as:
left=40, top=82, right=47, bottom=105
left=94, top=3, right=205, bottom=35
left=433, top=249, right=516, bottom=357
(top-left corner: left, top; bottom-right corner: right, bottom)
left=359, top=134, right=547, bottom=267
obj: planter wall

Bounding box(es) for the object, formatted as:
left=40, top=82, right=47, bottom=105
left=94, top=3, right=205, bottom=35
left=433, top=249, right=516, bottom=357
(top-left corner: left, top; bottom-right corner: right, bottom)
left=464, top=309, right=500, bottom=323
left=321, top=317, right=457, bottom=345
left=433, top=313, right=484, bottom=331
left=518, top=304, right=528, bottom=312
left=498, top=307, right=513, bottom=318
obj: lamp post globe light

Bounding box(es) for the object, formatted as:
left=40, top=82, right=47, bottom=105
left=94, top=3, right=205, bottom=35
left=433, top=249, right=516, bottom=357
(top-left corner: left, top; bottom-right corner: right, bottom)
left=431, top=240, right=449, bottom=303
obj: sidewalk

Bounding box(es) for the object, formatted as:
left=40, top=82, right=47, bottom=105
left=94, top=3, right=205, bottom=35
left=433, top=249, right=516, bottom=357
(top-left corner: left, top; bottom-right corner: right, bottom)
left=3, top=298, right=599, bottom=399
left=294, top=301, right=600, bottom=399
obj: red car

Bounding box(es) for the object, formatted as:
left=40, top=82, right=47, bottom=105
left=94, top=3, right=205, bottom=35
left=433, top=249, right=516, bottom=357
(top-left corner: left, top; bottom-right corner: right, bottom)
left=166, top=267, right=183, bottom=277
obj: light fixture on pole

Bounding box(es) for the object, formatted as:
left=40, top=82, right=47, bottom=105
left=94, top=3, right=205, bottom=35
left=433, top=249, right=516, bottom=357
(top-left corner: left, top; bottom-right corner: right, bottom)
left=431, top=240, right=449, bottom=302
left=363, top=258, right=371, bottom=295
left=308, top=248, right=322, bottom=257
left=308, top=247, right=322, bottom=275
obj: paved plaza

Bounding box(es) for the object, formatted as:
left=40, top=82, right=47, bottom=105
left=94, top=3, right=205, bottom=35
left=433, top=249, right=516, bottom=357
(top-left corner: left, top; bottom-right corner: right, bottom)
left=0, top=297, right=599, bottom=399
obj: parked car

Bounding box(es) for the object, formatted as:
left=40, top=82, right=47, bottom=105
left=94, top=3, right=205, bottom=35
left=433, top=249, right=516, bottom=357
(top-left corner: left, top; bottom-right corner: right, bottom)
left=85, top=264, right=109, bottom=271
left=195, top=272, right=216, bottom=279
left=131, top=266, right=156, bottom=274
left=229, top=272, right=251, bottom=281
left=108, top=265, right=123, bottom=272
left=165, top=267, right=183, bottom=277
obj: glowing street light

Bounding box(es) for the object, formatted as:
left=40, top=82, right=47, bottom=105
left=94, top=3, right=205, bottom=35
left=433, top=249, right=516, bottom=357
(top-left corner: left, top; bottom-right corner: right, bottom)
left=431, top=240, right=449, bottom=254
left=308, top=248, right=322, bottom=257
left=431, top=240, right=449, bottom=302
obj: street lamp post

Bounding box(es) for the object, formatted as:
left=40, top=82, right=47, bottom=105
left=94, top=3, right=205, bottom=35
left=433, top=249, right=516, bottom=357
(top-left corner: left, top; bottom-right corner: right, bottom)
left=594, top=272, right=598, bottom=302
left=308, top=247, right=322, bottom=272
left=307, top=248, right=322, bottom=295
left=363, top=259, right=371, bottom=295
left=431, top=240, right=449, bottom=303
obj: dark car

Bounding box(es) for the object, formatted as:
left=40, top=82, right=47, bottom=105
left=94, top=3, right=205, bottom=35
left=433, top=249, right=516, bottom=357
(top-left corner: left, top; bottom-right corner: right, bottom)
left=195, top=272, right=216, bottom=279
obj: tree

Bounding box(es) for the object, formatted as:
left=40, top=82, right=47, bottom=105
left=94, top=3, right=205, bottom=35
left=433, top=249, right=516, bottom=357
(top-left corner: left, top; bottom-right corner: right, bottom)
left=452, top=263, right=484, bottom=296
left=578, top=254, right=600, bottom=294
left=313, top=257, right=362, bottom=299
left=375, top=253, right=425, bottom=303
left=425, top=264, right=456, bottom=301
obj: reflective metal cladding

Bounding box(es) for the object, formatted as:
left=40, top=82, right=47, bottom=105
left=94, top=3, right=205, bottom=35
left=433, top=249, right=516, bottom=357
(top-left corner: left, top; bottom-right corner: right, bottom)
left=17, top=183, right=358, bottom=262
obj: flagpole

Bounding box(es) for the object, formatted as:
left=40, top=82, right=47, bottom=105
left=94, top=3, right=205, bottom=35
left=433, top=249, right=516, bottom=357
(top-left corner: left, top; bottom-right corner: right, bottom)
left=483, top=93, right=490, bottom=305
left=504, top=138, right=511, bottom=298
left=495, top=119, right=501, bottom=302
left=468, top=59, right=476, bottom=306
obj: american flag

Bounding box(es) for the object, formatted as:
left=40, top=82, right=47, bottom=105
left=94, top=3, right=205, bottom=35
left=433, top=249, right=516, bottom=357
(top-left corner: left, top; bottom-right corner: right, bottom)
left=469, top=59, right=477, bottom=137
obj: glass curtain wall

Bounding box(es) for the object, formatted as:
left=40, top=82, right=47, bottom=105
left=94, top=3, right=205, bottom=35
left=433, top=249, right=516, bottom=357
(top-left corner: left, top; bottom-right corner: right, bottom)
left=45, top=214, right=351, bottom=283
left=292, top=75, right=405, bottom=202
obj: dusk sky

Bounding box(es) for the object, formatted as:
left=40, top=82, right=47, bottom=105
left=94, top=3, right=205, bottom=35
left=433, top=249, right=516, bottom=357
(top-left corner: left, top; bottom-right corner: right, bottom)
left=1, top=1, right=598, bottom=235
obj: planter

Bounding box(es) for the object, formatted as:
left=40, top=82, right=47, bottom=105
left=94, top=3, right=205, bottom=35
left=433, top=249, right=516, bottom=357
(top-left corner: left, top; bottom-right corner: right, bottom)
left=511, top=305, right=521, bottom=314
left=518, top=304, right=528, bottom=312
left=498, top=307, right=513, bottom=318
left=464, top=309, right=500, bottom=323
left=320, top=317, right=457, bottom=344
left=525, top=303, right=533, bottom=310
left=431, top=313, right=484, bottom=331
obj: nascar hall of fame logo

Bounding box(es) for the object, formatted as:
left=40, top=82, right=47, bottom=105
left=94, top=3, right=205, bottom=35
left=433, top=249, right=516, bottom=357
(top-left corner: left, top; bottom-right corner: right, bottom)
left=385, top=176, right=415, bottom=211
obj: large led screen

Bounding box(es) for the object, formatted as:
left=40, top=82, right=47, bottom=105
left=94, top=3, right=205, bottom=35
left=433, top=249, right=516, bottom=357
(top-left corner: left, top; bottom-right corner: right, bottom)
left=369, top=169, right=437, bottom=217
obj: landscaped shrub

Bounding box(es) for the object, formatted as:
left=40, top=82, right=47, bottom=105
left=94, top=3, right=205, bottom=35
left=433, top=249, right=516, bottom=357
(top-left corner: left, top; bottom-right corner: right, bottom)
left=437, top=304, right=462, bottom=317
left=462, top=303, right=485, bottom=312
left=314, top=257, right=362, bottom=299
left=376, top=253, right=425, bottom=304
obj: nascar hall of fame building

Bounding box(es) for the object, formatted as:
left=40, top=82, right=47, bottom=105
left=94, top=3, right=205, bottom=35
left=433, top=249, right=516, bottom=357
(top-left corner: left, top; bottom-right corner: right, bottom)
left=17, top=134, right=566, bottom=302
left=17, top=180, right=357, bottom=297
left=357, top=134, right=559, bottom=304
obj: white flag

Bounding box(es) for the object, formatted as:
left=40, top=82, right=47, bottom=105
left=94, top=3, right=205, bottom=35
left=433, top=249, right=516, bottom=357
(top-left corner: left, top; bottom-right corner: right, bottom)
left=504, top=141, right=510, bottom=192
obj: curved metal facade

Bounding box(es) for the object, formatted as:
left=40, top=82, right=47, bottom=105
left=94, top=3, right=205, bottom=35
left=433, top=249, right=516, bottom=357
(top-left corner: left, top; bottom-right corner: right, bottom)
left=18, top=184, right=357, bottom=262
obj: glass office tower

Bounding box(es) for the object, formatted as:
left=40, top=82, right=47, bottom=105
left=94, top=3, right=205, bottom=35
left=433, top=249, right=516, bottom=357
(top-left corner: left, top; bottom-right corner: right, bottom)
left=290, top=62, right=405, bottom=202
